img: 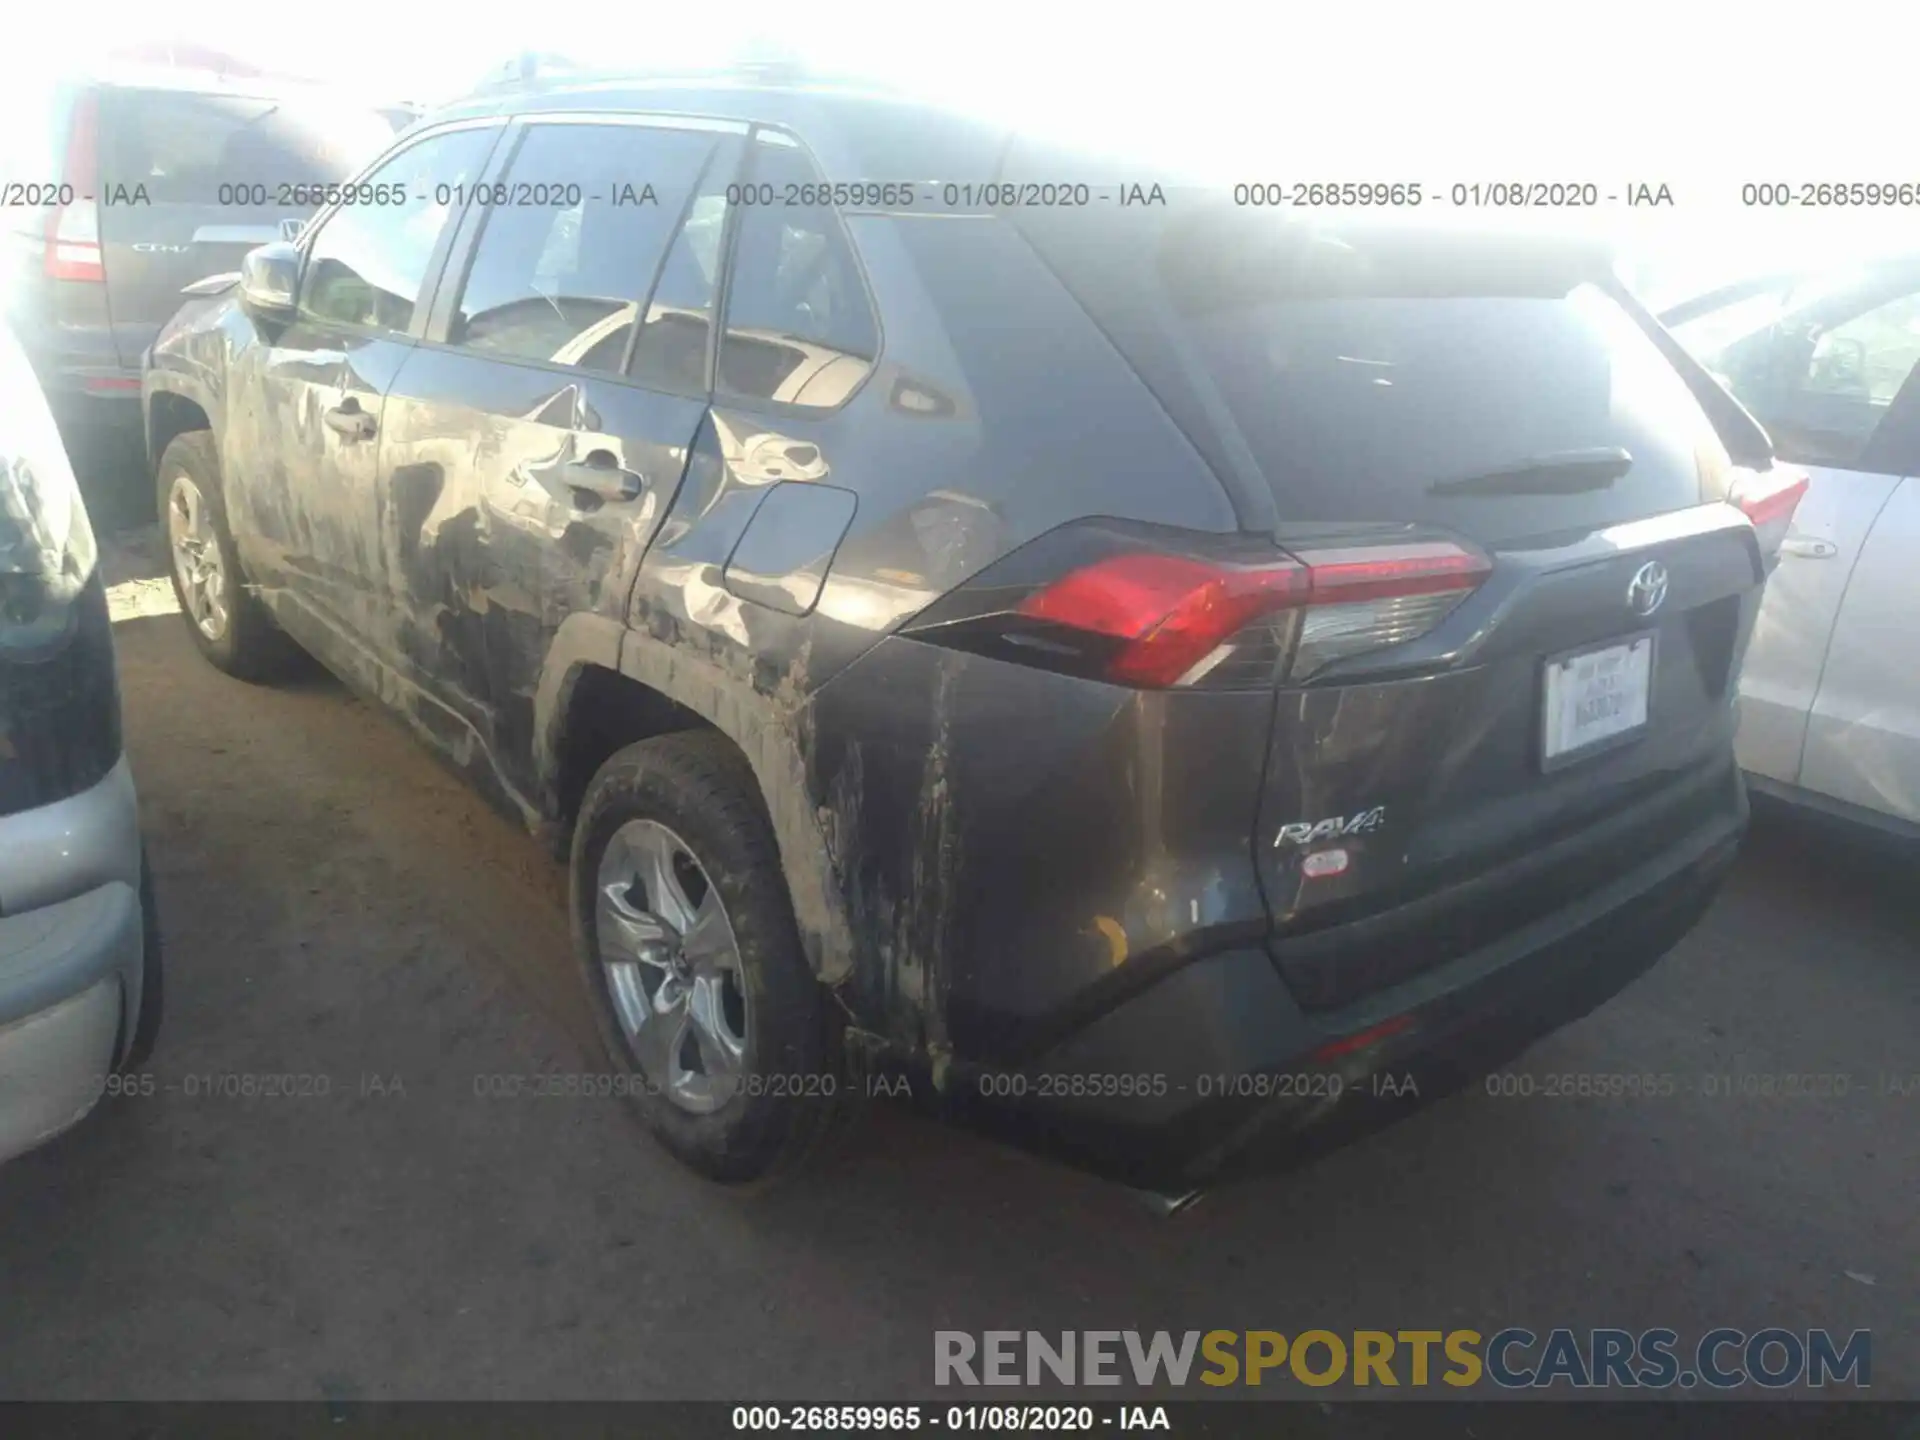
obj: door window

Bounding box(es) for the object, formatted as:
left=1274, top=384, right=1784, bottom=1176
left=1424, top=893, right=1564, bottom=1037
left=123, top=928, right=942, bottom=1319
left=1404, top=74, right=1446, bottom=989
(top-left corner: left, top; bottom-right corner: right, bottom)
left=718, top=133, right=878, bottom=410
left=1679, top=284, right=1920, bottom=469
left=625, top=172, right=735, bottom=394
left=298, top=126, right=497, bottom=335
left=446, top=123, right=716, bottom=374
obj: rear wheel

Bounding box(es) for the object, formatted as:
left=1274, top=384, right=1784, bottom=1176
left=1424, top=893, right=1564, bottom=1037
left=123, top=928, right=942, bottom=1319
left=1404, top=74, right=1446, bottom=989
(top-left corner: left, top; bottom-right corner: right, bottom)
left=157, top=431, right=296, bottom=680
left=570, top=732, right=845, bottom=1183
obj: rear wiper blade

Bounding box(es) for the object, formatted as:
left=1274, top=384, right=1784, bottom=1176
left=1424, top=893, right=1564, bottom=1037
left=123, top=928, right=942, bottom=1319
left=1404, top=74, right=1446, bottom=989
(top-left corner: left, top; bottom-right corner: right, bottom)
left=1426, top=447, right=1633, bottom=496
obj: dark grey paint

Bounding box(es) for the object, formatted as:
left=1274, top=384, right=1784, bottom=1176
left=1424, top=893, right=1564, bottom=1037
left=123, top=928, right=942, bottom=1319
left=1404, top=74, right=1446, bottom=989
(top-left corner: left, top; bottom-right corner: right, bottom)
left=142, top=82, right=1761, bottom=1187
left=723, top=482, right=859, bottom=617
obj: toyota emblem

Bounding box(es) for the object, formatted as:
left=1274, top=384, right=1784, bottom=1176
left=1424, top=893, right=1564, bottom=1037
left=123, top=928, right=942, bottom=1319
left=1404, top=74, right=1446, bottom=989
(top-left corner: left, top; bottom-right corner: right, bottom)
left=1627, top=560, right=1669, bottom=617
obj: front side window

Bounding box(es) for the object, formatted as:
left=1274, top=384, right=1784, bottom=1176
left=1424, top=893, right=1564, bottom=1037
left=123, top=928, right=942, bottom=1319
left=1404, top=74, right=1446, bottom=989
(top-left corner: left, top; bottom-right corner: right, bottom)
left=447, top=123, right=717, bottom=373
left=299, top=126, right=497, bottom=335
left=718, top=134, right=877, bottom=410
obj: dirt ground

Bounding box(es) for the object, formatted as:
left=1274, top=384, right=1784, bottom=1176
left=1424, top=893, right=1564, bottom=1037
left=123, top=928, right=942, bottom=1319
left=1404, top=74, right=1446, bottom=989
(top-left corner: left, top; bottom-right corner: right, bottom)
left=0, top=525, right=1914, bottom=1400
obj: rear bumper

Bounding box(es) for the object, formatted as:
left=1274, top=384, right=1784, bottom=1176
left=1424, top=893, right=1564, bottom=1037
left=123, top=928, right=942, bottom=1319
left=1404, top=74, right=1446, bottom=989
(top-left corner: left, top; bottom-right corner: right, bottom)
left=952, top=766, right=1748, bottom=1190
left=40, top=371, right=145, bottom=430
left=8, top=316, right=144, bottom=427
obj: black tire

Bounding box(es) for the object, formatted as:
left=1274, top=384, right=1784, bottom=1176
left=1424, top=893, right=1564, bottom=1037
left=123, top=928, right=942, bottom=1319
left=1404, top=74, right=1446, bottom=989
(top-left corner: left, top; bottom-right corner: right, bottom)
left=155, top=430, right=298, bottom=681
left=570, top=731, right=845, bottom=1183
left=117, top=844, right=164, bottom=1072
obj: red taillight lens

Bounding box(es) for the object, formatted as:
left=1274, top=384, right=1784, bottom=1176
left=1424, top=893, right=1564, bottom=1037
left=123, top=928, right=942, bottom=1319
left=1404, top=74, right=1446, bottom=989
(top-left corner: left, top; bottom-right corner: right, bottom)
left=1285, top=540, right=1492, bottom=602
left=999, top=536, right=1490, bottom=688
left=1017, top=552, right=1309, bottom=687
left=1730, top=464, right=1809, bottom=557
left=45, top=90, right=104, bottom=284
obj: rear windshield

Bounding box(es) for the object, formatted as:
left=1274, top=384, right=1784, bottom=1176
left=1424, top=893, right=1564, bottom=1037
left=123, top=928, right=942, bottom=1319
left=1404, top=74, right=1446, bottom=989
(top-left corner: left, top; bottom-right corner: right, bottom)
left=1014, top=197, right=1728, bottom=543
left=100, top=90, right=396, bottom=202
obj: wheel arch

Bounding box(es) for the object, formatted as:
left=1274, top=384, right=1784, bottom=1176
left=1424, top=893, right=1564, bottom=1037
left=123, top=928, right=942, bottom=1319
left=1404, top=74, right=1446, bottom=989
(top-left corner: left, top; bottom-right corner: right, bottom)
left=146, top=380, right=218, bottom=478
left=537, top=615, right=855, bottom=988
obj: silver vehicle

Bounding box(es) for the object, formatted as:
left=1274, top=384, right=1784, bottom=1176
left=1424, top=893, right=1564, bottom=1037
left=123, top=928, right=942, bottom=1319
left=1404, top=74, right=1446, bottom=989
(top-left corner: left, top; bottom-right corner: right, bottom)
left=1664, top=257, right=1920, bottom=836
left=0, top=319, right=160, bottom=1164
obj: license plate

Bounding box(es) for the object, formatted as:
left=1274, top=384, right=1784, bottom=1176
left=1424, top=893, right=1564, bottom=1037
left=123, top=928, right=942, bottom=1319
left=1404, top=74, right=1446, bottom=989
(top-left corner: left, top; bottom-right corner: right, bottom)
left=1542, top=634, right=1654, bottom=768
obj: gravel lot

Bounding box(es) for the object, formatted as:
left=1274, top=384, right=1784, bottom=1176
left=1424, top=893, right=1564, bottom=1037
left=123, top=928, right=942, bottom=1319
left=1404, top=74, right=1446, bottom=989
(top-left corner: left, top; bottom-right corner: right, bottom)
left=0, top=521, right=1914, bottom=1401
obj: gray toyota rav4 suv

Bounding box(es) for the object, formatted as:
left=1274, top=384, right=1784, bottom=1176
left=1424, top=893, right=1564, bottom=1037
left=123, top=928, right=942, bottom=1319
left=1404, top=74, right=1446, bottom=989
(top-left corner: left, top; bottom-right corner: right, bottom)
left=142, top=70, right=1805, bottom=1192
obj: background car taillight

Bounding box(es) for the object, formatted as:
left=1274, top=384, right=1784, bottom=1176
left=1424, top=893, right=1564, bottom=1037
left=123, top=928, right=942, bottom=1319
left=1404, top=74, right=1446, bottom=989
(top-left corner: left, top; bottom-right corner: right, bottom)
left=902, top=522, right=1491, bottom=689
left=1729, top=464, right=1810, bottom=559
left=44, top=90, right=104, bottom=285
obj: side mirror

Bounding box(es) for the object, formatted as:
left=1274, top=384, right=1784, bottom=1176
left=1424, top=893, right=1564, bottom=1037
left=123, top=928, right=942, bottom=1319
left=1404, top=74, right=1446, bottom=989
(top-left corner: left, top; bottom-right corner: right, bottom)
left=238, top=243, right=301, bottom=322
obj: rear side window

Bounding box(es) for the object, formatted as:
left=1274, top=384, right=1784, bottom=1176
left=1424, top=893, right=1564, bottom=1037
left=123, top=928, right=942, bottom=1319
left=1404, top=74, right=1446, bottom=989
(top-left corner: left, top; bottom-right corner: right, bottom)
left=717, top=133, right=877, bottom=410
left=100, top=90, right=396, bottom=202
left=1015, top=198, right=1727, bottom=543
left=627, top=165, right=735, bottom=394
left=446, top=122, right=717, bottom=374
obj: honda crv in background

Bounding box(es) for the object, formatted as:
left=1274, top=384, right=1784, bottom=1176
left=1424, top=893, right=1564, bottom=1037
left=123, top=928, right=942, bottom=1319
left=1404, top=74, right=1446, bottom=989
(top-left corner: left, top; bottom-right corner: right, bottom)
left=142, top=76, right=1805, bottom=1194
left=1, top=67, right=399, bottom=443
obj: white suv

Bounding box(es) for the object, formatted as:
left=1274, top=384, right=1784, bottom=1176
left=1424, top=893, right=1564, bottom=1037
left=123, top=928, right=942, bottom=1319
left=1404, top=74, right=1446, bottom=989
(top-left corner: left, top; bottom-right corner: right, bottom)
left=0, top=319, right=160, bottom=1164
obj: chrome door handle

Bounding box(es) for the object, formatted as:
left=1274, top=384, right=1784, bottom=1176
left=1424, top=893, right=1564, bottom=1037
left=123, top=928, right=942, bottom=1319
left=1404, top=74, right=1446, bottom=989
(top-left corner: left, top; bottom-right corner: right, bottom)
left=555, top=450, right=644, bottom=504
left=1779, top=535, right=1838, bottom=560
left=323, top=402, right=376, bottom=441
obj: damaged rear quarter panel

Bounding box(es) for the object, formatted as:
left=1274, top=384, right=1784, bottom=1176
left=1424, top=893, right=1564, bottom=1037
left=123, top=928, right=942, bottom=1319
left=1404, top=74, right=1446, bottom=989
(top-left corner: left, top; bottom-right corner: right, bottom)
left=621, top=209, right=1246, bottom=1063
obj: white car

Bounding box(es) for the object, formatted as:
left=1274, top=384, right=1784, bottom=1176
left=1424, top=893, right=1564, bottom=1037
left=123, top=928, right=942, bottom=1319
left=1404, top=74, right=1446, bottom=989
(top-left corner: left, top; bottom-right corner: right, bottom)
left=0, top=321, right=161, bottom=1163
left=1665, top=257, right=1920, bottom=836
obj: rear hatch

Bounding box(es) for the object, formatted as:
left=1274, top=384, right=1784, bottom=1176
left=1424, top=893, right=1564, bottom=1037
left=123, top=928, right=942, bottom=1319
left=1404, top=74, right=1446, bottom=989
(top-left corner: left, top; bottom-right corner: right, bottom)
left=94, top=85, right=396, bottom=363
left=1013, top=191, right=1767, bottom=1008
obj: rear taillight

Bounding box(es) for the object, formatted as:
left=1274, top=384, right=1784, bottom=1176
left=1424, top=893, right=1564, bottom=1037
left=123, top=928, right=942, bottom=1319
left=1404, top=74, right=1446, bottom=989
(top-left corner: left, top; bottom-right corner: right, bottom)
left=44, top=91, right=103, bottom=284
left=1730, top=464, right=1809, bottom=558
left=1016, top=552, right=1308, bottom=687
left=1279, top=539, right=1491, bottom=682
left=905, top=524, right=1491, bottom=690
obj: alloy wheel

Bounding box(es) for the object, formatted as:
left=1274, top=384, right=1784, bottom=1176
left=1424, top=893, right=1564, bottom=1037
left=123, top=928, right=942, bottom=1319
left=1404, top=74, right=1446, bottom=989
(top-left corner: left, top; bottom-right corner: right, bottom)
left=595, top=818, right=750, bottom=1114
left=166, top=474, right=229, bottom=641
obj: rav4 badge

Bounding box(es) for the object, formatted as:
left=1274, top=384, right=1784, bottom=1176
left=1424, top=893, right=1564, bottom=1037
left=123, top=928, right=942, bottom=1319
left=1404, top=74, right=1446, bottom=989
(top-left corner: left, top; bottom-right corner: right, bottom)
left=1274, top=806, right=1388, bottom=848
